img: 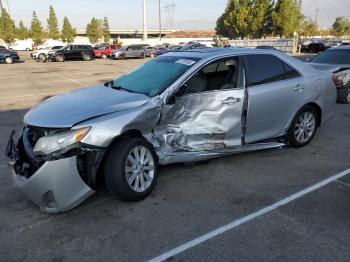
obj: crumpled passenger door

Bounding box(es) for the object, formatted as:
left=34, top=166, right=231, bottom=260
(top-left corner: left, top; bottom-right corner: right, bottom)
left=155, top=88, right=245, bottom=153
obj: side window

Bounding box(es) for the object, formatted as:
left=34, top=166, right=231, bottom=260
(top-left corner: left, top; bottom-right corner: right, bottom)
left=245, top=54, right=285, bottom=86
left=283, top=62, right=300, bottom=79
left=180, top=57, right=240, bottom=95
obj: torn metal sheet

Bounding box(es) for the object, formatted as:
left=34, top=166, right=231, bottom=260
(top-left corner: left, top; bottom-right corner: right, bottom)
left=153, top=89, right=245, bottom=154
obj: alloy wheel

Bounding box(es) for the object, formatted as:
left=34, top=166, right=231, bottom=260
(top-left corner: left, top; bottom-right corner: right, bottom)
left=125, top=146, right=155, bottom=193
left=294, top=111, right=316, bottom=143
left=5, top=57, right=13, bottom=64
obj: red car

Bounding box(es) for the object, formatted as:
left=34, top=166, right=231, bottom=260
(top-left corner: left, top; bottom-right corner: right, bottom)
left=94, top=45, right=118, bottom=59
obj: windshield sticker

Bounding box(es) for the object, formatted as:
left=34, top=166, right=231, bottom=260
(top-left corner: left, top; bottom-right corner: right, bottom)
left=175, top=59, right=196, bottom=66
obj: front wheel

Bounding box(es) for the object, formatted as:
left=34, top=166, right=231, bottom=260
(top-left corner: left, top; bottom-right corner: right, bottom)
left=101, top=54, right=107, bottom=59
left=287, top=106, right=318, bottom=147
left=104, top=137, right=158, bottom=201
left=4, top=57, right=13, bottom=64
left=55, top=54, right=64, bottom=62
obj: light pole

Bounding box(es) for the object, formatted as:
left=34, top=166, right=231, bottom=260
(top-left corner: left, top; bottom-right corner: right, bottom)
left=142, top=0, right=148, bottom=40
left=159, top=0, right=162, bottom=41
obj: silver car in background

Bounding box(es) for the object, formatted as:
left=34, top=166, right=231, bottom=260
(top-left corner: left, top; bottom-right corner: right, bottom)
left=6, top=48, right=337, bottom=213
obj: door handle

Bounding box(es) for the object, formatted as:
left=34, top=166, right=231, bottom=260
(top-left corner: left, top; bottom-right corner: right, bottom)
left=221, top=97, right=241, bottom=105
left=293, top=84, right=305, bottom=92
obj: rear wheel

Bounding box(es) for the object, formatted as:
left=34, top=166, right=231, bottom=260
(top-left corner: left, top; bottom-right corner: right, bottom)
left=82, top=53, right=92, bottom=61
left=287, top=106, right=318, bottom=147
left=55, top=54, right=64, bottom=62
left=4, top=57, right=13, bottom=64
left=101, top=54, right=107, bottom=59
left=38, top=53, right=47, bottom=62
left=104, top=137, right=158, bottom=201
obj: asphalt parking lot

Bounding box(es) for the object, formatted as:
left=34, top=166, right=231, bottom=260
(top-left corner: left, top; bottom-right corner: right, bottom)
left=0, top=52, right=349, bottom=262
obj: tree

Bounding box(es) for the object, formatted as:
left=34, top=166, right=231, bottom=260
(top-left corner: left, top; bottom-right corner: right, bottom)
left=300, top=19, right=318, bottom=37
left=216, top=0, right=274, bottom=39
left=215, top=0, right=254, bottom=39
left=0, top=8, right=16, bottom=44
left=250, top=0, right=274, bottom=38
left=272, top=0, right=302, bottom=37
left=332, top=17, right=350, bottom=37
left=31, top=11, right=44, bottom=44
left=61, top=16, right=76, bottom=43
left=102, top=16, right=111, bottom=43
left=47, top=5, right=60, bottom=39
left=86, top=17, right=102, bottom=44
left=16, top=20, right=30, bottom=39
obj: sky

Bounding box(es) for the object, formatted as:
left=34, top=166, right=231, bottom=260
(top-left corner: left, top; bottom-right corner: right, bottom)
left=5, top=0, right=350, bottom=30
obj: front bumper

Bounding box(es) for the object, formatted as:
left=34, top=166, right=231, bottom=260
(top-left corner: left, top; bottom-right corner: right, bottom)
left=6, top=130, right=95, bottom=213
left=11, top=156, right=95, bottom=213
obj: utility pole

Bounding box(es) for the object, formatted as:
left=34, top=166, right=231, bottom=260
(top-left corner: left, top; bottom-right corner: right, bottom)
left=142, top=0, right=148, bottom=40
left=159, top=0, right=162, bottom=40
left=0, top=0, right=10, bottom=14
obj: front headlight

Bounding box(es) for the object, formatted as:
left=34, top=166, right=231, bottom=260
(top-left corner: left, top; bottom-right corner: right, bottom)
left=33, top=127, right=90, bottom=157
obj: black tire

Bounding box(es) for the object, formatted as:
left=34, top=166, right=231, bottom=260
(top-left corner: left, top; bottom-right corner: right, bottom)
left=82, top=53, right=92, bottom=61
left=104, top=137, right=158, bottom=201
left=38, top=53, right=47, bottom=62
left=101, top=54, right=107, bottom=59
left=337, top=88, right=350, bottom=104
left=287, top=106, right=318, bottom=148
left=4, top=56, right=13, bottom=64
left=55, top=54, right=64, bottom=62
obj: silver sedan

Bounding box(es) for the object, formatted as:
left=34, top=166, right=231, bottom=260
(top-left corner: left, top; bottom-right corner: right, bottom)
left=6, top=48, right=337, bottom=212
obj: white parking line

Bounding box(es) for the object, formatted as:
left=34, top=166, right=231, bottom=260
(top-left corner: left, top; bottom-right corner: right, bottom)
left=51, top=72, right=80, bottom=84
left=147, top=168, right=350, bottom=262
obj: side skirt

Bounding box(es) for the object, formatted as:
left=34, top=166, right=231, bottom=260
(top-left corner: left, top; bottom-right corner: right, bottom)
left=158, top=142, right=286, bottom=165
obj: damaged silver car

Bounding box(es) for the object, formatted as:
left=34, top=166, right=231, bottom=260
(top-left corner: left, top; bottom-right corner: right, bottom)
left=6, top=48, right=337, bottom=213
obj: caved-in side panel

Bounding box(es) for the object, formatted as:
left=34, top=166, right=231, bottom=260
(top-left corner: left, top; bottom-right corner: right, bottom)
left=155, top=89, right=245, bottom=153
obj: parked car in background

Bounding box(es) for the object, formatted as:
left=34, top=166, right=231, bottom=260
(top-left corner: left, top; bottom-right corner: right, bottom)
left=8, top=40, right=34, bottom=51
left=308, top=46, right=350, bottom=103
left=111, top=44, right=147, bottom=59
left=256, top=45, right=280, bottom=51
left=6, top=48, right=336, bottom=212
left=153, top=47, right=168, bottom=57
left=48, top=45, right=95, bottom=62
left=0, top=48, right=20, bottom=64
left=179, top=42, right=208, bottom=51
left=31, top=46, right=64, bottom=62
left=94, top=45, right=118, bottom=59
left=301, top=42, right=329, bottom=53
left=144, top=46, right=154, bottom=57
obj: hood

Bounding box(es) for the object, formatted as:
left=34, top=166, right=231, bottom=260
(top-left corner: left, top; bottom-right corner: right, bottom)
left=24, top=84, right=150, bottom=128
left=308, top=62, right=350, bottom=73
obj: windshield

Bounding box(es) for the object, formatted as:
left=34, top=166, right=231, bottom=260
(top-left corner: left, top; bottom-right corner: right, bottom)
left=312, top=49, right=350, bottom=65
left=112, top=56, right=200, bottom=97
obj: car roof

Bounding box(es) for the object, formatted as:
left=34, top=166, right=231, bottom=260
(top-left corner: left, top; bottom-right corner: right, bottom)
left=327, top=46, right=350, bottom=50
left=163, top=47, right=315, bottom=74
left=163, top=47, right=283, bottom=59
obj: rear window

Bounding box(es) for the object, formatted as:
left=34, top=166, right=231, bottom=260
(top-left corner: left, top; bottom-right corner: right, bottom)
left=311, top=49, right=350, bottom=65
left=245, top=54, right=300, bottom=86
left=245, top=54, right=285, bottom=86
